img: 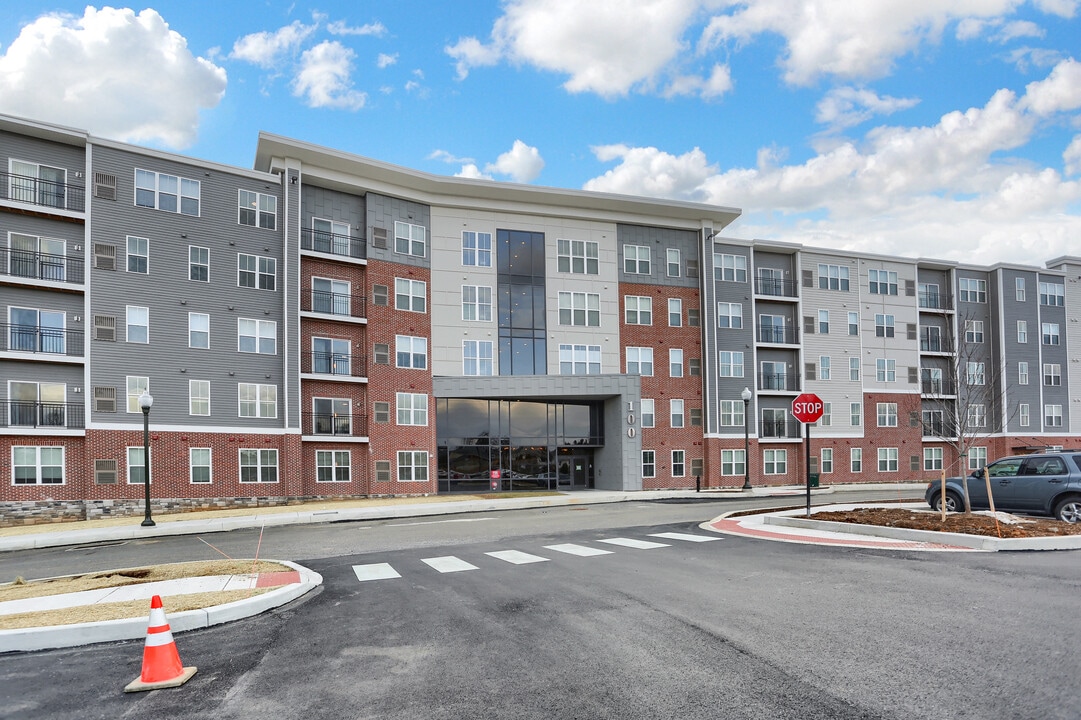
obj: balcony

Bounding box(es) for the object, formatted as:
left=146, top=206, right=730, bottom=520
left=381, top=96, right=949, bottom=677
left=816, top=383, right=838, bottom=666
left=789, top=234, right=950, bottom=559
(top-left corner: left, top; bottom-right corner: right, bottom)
left=1, top=247, right=85, bottom=285
left=755, top=277, right=798, bottom=298
left=919, top=337, right=954, bottom=353
left=1, top=324, right=84, bottom=357
left=918, top=292, right=953, bottom=311
left=1, top=401, right=85, bottom=429
left=1, top=171, right=85, bottom=213
left=302, top=412, right=369, bottom=437
left=301, top=351, right=367, bottom=378
left=760, top=420, right=801, bottom=439
left=301, top=227, right=366, bottom=261
left=301, top=288, right=367, bottom=319
left=757, top=324, right=799, bottom=344
left=920, top=379, right=957, bottom=395
left=758, top=373, right=801, bottom=392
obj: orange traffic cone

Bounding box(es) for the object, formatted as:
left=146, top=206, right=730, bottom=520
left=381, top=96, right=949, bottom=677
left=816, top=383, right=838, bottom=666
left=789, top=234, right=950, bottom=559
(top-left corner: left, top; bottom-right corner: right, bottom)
left=124, top=595, right=197, bottom=693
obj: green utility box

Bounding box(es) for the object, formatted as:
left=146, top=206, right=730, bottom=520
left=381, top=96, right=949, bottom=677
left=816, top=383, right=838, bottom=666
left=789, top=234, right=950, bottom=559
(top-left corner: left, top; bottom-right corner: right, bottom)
left=809, top=473, right=820, bottom=488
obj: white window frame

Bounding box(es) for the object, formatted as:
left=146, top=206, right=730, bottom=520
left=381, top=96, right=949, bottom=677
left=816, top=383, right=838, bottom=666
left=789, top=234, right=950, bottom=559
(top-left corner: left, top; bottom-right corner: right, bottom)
left=558, top=344, right=600, bottom=375
left=965, top=320, right=984, bottom=344
left=189, top=245, right=209, bottom=282
left=640, top=399, right=655, bottom=428
left=126, top=446, right=152, bottom=485
left=818, top=264, right=850, bottom=291
left=397, top=450, right=429, bottom=482
left=238, top=318, right=276, bottom=355
left=721, top=449, right=746, bottom=476
left=316, top=450, right=351, bottom=482
left=876, top=358, right=896, bottom=382
left=134, top=168, right=200, bottom=216
left=239, top=448, right=279, bottom=483
left=238, top=383, right=277, bottom=418
left=395, top=220, right=426, bottom=257
left=714, top=253, right=748, bottom=282
left=719, top=351, right=744, bottom=377
left=668, top=298, right=682, bottom=327
left=667, top=248, right=681, bottom=277
left=642, top=450, right=656, bottom=478
left=868, top=269, right=898, bottom=295
left=126, top=305, right=148, bottom=344
left=820, top=356, right=831, bottom=381
left=397, top=392, right=428, bottom=426
left=626, top=347, right=654, bottom=376
left=1015, top=277, right=1026, bottom=302
left=1045, top=404, right=1063, bottom=428
left=959, top=277, right=987, bottom=303
left=966, top=362, right=986, bottom=385
left=1042, top=323, right=1061, bottom=345
left=850, top=357, right=860, bottom=381
left=874, top=313, right=895, bottom=338
left=462, top=285, right=493, bottom=322
left=1019, top=403, right=1030, bottom=426
left=1039, top=281, right=1065, bottom=306
left=12, top=446, right=64, bottom=485
left=188, top=312, right=209, bottom=349
left=719, top=400, right=745, bottom=427
left=850, top=447, right=863, bottom=473
left=395, top=278, right=427, bottom=313
left=670, top=399, right=684, bottom=428
left=1017, top=320, right=1028, bottom=343
left=238, top=253, right=276, bottom=291
left=189, top=379, right=210, bottom=416
left=821, top=448, right=833, bottom=473
left=625, top=296, right=652, bottom=325
left=190, top=448, right=212, bottom=484
left=763, top=449, right=787, bottom=475
left=559, top=292, right=601, bottom=327
left=463, top=340, right=494, bottom=376
left=850, top=402, right=861, bottom=426
left=238, top=189, right=277, bottom=230
left=924, top=448, right=943, bottom=471
left=126, top=236, right=148, bottom=274
left=669, top=348, right=684, bottom=378
left=395, top=335, right=428, bottom=370
left=819, top=309, right=830, bottom=334
left=557, top=239, right=598, bottom=274
left=462, top=230, right=493, bottom=267
left=671, top=449, right=685, bottom=477
left=968, top=447, right=987, bottom=470
left=876, top=403, right=898, bottom=427
left=624, top=245, right=650, bottom=274
left=1019, top=361, right=1030, bottom=385
left=717, top=302, right=743, bottom=329
left=878, top=447, right=899, bottom=472
left=126, top=376, right=149, bottom=414
left=967, top=404, right=986, bottom=428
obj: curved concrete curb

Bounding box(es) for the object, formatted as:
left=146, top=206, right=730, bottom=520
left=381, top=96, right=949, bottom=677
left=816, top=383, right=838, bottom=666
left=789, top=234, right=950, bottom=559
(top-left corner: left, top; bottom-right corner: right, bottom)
left=0, top=560, right=322, bottom=653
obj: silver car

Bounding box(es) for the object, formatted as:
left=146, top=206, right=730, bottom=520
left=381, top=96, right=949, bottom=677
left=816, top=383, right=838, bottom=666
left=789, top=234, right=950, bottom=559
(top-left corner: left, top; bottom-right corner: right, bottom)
left=925, top=452, right=1081, bottom=522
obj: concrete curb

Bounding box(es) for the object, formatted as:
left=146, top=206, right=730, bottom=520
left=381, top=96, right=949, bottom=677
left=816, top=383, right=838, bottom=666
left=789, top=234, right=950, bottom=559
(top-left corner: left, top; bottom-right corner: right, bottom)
left=0, top=560, right=322, bottom=653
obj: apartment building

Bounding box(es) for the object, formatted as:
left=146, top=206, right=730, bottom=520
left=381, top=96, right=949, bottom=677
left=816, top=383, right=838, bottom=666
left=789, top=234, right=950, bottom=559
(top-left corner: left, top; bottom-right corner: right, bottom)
left=1, top=113, right=1078, bottom=524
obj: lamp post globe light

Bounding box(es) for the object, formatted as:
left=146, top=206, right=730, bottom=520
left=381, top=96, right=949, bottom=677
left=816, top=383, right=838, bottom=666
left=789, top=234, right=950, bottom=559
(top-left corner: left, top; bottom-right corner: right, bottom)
left=741, top=387, right=752, bottom=490
left=138, top=390, right=155, bottom=527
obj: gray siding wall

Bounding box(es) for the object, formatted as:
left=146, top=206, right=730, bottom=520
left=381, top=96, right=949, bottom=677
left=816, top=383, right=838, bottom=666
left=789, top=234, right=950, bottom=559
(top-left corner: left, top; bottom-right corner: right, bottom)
left=1036, top=271, right=1069, bottom=433
left=995, top=267, right=1041, bottom=433
left=616, top=224, right=699, bottom=288
left=954, top=269, right=994, bottom=429
left=707, top=240, right=754, bottom=434
left=1, top=359, right=83, bottom=403
left=301, top=185, right=366, bottom=235
left=88, top=144, right=285, bottom=428
left=365, top=192, right=430, bottom=269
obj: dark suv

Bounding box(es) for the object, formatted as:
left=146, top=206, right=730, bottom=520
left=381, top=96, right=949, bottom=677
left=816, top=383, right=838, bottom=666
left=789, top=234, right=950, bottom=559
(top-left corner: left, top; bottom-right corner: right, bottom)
left=925, top=452, right=1081, bottom=522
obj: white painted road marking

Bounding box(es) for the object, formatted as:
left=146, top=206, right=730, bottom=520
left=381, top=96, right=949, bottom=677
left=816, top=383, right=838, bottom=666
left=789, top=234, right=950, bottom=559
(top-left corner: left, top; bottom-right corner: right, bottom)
left=353, top=563, right=401, bottom=582
left=422, top=556, right=479, bottom=573
left=649, top=532, right=720, bottom=543
left=597, top=537, right=670, bottom=549
left=485, top=550, right=550, bottom=565
left=544, top=543, right=613, bottom=557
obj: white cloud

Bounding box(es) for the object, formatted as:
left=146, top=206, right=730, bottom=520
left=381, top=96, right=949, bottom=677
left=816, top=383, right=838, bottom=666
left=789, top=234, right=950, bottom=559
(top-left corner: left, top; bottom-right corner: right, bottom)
left=816, top=87, right=921, bottom=129
left=584, top=62, right=1081, bottom=265
left=327, top=20, right=387, bottom=37
left=0, top=6, right=225, bottom=148
left=664, top=64, right=733, bottom=99
left=447, top=0, right=701, bottom=97
left=1065, top=135, right=1081, bottom=175
left=377, top=52, right=398, bottom=68
left=231, top=20, right=316, bottom=67
left=447, top=141, right=545, bottom=183
left=700, top=0, right=1074, bottom=86
left=293, top=41, right=366, bottom=110
left=994, top=20, right=1045, bottom=41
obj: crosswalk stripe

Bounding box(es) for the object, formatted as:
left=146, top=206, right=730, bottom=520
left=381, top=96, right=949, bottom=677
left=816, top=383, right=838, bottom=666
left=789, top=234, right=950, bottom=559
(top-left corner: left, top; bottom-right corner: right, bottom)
left=597, top=537, right=669, bottom=549
left=544, top=543, right=614, bottom=557
left=649, top=532, right=720, bottom=543
left=353, top=563, right=401, bottom=582
left=422, top=556, right=479, bottom=573
left=485, top=550, right=549, bottom=565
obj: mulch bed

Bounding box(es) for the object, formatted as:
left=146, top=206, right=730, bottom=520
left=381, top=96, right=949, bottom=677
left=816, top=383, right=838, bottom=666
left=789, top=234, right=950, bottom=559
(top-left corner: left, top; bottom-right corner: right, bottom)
left=812, top=508, right=1081, bottom=538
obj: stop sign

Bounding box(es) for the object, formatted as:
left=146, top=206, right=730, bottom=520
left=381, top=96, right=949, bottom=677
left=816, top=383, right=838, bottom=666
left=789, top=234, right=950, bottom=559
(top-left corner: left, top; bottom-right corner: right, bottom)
left=791, top=393, right=824, bottom=423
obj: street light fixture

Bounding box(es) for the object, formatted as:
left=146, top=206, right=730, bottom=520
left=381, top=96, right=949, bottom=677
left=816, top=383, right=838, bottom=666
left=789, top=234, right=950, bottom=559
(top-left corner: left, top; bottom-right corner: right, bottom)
left=138, top=390, right=155, bottom=527
left=741, top=386, right=752, bottom=490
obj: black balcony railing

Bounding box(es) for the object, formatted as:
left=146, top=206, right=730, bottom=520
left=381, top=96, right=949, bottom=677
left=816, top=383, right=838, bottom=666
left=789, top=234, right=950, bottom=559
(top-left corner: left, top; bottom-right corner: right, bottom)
left=755, top=277, right=798, bottom=297
left=757, top=324, right=799, bottom=344
left=302, top=412, right=369, bottom=437
left=919, top=338, right=954, bottom=353
left=918, top=291, right=953, bottom=311
left=1, top=401, right=85, bottom=429
left=760, top=420, right=801, bottom=438
left=0, top=324, right=84, bottom=356
left=922, top=421, right=946, bottom=436
left=1, top=171, right=85, bottom=212
left=301, top=351, right=367, bottom=377
left=301, top=288, right=367, bottom=319
left=920, top=379, right=957, bottom=395
left=758, top=373, right=801, bottom=392
left=301, top=227, right=366, bottom=260
left=1, top=247, right=85, bottom=284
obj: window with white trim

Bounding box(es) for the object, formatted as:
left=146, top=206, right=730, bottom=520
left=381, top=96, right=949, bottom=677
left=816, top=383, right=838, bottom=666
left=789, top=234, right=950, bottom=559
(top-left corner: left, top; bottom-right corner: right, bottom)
left=1018, top=361, right=1029, bottom=385
left=190, top=448, right=212, bottom=484
left=12, top=446, right=64, bottom=485
left=316, top=450, right=351, bottom=482
left=1017, top=320, right=1027, bottom=343
left=1039, top=281, right=1065, bottom=306
left=238, top=318, right=276, bottom=354
left=626, top=347, right=653, bottom=375
left=669, top=348, right=683, bottom=378
left=397, top=392, right=428, bottom=425
left=876, top=358, right=896, bottom=382
left=714, top=253, right=747, bottom=282
left=671, top=450, right=685, bottom=477
left=959, top=277, right=986, bottom=303
left=719, top=351, right=743, bottom=377
left=625, top=296, right=652, bottom=325
left=126, top=236, right=148, bottom=274
left=719, top=400, right=744, bottom=427
left=667, top=248, right=681, bottom=277
left=1019, top=403, right=1030, bottom=427
left=642, top=450, right=656, bottom=478
left=924, top=448, right=943, bottom=471
left=877, top=403, right=898, bottom=427
left=189, top=380, right=210, bottom=416
left=135, top=169, right=199, bottom=215
left=721, top=449, right=746, bottom=476
left=1043, top=323, right=1061, bottom=345
left=463, top=340, right=494, bottom=376
left=238, top=190, right=276, bottom=229
left=820, top=356, right=831, bottom=380
left=189, top=313, right=209, bottom=349
left=850, top=357, right=860, bottom=381
left=967, top=404, right=986, bottom=427
left=624, top=245, right=650, bottom=274
left=559, top=344, right=600, bottom=375
left=557, top=239, right=598, bottom=274
left=462, top=231, right=493, bottom=267
left=821, top=448, right=833, bottom=473
left=126, top=306, right=148, bottom=344
left=878, top=447, right=899, bottom=472
left=850, top=447, right=862, bottom=472
left=559, top=292, right=600, bottom=326
left=396, top=335, right=427, bottom=370
left=1015, top=277, right=1026, bottom=301
left=127, top=446, right=151, bottom=484
left=238, top=253, right=276, bottom=290
left=850, top=402, right=861, bottom=426
left=670, top=399, right=684, bottom=428
left=717, top=302, right=742, bottom=329
left=238, top=383, right=277, bottom=418
left=965, top=320, right=984, bottom=343
left=462, top=285, right=492, bottom=321
left=968, top=447, right=987, bottom=470
left=875, top=313, right=895, bottom=338
left=868, top=269, right=898, bottom=295
left=818, top=264, right=850, bottom=291
left=1045, top=404, right=1063, bottom=427
left=126, top=376, right=149, bottom=414
left=848, top=312, right=859, bottom=335
left=819, top=309, right=830, bottom=334
left=240, top=449, right=278, bottom=483
left=311, top=277, right=350, bottom=315
left=189, top=246, right=209, bottom=282
left=966, top=362, right=985, bottom=385
left=640, top=399, right=655, bottom=428
left=398, top=450, right=429, bottom=482
left=668, top=298, right=682, bottom=327
left=395, top=278, right=427, bottom=313
left=395, top=221, right=426, bottom=257
left=764, top=449, right=787, bottom=475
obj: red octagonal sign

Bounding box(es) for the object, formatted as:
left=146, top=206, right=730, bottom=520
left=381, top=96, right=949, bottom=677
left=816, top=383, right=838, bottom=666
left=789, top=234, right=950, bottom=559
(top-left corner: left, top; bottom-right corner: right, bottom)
left=791, top=393, right=825, bottom=423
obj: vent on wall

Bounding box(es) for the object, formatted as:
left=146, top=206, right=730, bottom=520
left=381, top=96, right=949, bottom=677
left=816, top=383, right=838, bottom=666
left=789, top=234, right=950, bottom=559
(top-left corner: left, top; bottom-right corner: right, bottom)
left=93, top=243, right=116, bottom=270
left=371, top=226, right=388, bottom=249
left=94, top=459, right=118, bottom=484
left=375, top=460, right=391, bottom=483
left=93, top=386, right=116, bottom=412
left=93, top=173, right=117, bottom=201
left=93, top=316, right=116, bottom=342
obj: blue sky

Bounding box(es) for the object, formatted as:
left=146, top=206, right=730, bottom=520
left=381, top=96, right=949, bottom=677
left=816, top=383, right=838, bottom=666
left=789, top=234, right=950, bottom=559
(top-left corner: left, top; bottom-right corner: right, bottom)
left=1, top=1, right=1079, bottom=265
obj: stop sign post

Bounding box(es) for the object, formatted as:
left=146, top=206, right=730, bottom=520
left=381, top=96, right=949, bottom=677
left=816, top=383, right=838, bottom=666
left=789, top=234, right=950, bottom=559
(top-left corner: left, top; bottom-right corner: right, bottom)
left=792, top=393, right=824, bottom=516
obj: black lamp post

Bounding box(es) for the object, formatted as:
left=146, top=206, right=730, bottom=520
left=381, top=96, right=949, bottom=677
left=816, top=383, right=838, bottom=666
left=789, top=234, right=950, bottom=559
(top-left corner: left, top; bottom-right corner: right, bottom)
left=741, top=386, right=752, bottom=490
left=139, top=390, right=155, bottom=527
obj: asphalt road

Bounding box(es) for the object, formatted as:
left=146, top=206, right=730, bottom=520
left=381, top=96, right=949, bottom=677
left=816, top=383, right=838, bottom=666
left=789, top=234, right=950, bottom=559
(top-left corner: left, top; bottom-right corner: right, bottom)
left=3, top=493, right=1079, bottom=719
